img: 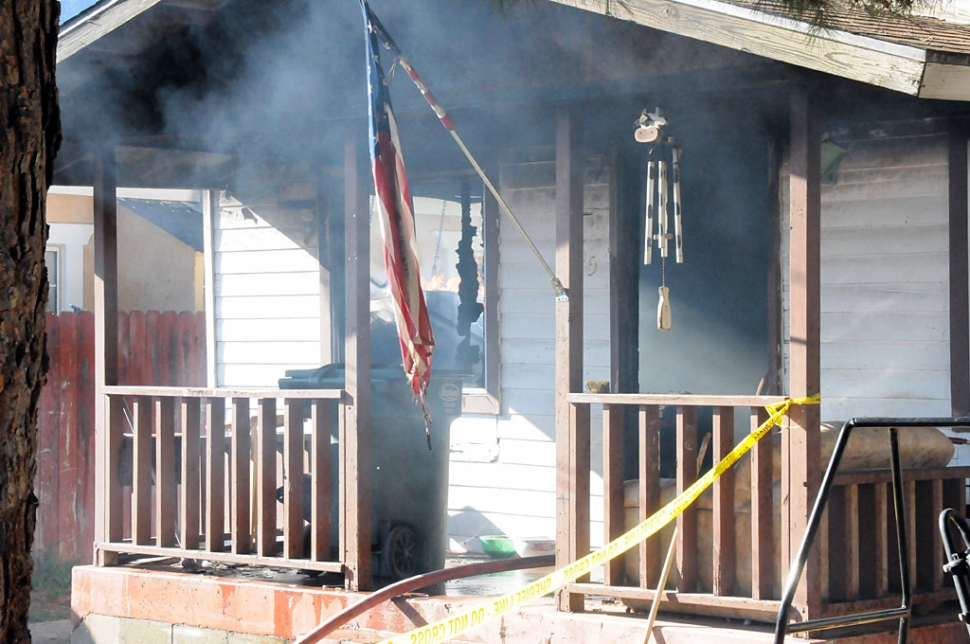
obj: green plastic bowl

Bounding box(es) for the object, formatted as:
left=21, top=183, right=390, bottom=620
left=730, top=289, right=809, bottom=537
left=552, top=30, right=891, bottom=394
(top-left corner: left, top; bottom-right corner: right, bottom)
left=479, top=535, right=517, bottom=559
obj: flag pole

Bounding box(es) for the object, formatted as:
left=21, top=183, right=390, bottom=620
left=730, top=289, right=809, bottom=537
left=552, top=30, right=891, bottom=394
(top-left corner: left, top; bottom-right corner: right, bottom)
left=368, top=12, right=569, bottom=301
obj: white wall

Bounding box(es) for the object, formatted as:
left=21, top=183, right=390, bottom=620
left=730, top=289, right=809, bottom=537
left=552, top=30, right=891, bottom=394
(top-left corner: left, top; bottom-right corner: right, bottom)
left=781, top=133, right=958, bottom=453
left=46, top=222, right=93, bottom=313
left=447, top=157, right=612, bottom=550
left=214, top=194, right=322, bottom=388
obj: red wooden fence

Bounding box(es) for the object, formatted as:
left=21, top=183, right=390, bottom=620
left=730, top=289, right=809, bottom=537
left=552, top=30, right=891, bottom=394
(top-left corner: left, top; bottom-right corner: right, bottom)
left=35, top=310, right=206, bottom=563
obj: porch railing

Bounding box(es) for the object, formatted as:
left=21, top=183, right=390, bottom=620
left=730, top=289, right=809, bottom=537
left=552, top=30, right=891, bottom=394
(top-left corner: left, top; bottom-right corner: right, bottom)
left=560, top=394, right=968, bottom=622
left=97, top=386, right=347, bottom=574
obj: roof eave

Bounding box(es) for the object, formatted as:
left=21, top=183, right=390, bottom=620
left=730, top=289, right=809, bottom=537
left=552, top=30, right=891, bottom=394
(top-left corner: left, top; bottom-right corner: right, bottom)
left=57, top=0, right=162, bottom=63
left=549, top=0, right=936, bottom=98
left=920, top=52, right=970, bottom=101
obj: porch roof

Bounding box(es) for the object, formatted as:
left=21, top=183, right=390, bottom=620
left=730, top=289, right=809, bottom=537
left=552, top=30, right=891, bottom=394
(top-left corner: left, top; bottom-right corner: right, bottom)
left=547, top=0, right=970, bottom=101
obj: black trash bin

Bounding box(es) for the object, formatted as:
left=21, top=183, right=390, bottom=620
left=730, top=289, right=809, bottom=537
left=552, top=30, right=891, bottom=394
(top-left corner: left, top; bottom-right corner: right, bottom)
left=279, top=364, right=463, bottom=579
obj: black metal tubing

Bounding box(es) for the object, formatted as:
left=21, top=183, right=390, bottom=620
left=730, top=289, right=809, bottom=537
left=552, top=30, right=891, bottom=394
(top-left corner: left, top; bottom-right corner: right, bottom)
left=939, top=508, right=970, bottom=637
left=773, top=417, right=970, bottom=644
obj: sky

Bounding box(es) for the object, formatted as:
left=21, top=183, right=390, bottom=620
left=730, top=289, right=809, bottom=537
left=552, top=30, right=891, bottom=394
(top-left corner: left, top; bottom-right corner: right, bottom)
left=60, top=0, right=99, bottom=22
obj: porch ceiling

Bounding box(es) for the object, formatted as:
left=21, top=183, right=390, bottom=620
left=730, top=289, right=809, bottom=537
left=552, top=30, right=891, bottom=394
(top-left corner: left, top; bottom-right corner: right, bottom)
left=547, top=0, right=970, bottom=101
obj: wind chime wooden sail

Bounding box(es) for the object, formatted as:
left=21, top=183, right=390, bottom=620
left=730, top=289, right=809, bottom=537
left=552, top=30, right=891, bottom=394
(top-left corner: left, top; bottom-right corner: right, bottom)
left=637, top=108, right=684, bottom=331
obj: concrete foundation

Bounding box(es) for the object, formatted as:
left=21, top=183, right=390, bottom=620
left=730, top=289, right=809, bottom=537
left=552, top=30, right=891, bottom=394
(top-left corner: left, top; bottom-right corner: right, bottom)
left=71, top=565, right=969, bottom=643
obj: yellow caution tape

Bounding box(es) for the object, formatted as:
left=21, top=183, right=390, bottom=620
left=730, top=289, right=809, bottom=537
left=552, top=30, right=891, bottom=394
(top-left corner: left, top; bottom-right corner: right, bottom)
left=380, top=394, right=820, bottom=644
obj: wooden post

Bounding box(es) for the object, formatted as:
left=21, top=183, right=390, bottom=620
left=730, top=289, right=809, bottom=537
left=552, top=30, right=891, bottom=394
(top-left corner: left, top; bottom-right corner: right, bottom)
left=341, top=132, right=372, bottom=591
left=555, top=108, right=587, bottom=612
left=202, top=190, right=218, bottom=389
left=949, top=126, right=969, bottom=415
left=93, top=147, right=121, bottom=564
left=785, top=85, right=822, bottom=620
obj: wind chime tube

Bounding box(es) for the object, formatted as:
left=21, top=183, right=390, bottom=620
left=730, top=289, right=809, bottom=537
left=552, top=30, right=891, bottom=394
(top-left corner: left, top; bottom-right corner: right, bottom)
left=657, top=149, right=669, bottom=259
left=644, top=155, right=657, bottom=265
left=671, top=145, right=684, bottom=264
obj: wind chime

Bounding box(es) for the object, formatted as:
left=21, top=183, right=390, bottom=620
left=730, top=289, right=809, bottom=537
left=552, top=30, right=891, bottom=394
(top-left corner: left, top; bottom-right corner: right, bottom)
left=636, top=108, right=684, bottom=331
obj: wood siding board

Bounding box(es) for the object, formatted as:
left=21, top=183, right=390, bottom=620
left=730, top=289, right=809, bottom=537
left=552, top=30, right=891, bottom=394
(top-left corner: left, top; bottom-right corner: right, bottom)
left=555, top=109, right=587, bottom=612
left=712, top=406, right=736, bottom=596
left=180, top=397, right=201, bottom=551
left=205, top=398, right=226, bottom=552
left=79, top=312, right=97, bottom=558
left=949, top=130, right=970, bottom=415
left=230, top=398, right=251, bottom=554
left=146, top=311, right=162, bottom=385
left=155, top=396, right=177, bottom=547
left=41, top=315, right=62, bottom=555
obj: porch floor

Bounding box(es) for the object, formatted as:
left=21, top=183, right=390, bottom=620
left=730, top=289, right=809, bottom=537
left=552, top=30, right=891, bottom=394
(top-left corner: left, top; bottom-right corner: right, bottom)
left=70, top=563, right=967, bottom=643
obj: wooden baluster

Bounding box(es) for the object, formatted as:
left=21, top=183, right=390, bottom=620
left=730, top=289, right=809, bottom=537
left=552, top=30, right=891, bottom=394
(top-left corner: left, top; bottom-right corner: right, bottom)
left=675, top=406, right=698, bottom=592
left=603, top=404, right=624, bottom=586
left=905, top=480, right=917, bottom=591
left=180, top=397, right=201, bottom=550
left=310, top=399, right=332, bottom=562
left=105, top=396, right=125, bottom=547
left=844, top=484, right=860, bottom=600
left=283, top=399, right=304, bottom=559
left=257, top=398, right=277, bottom=557
left=231, top=398, right=251, bottom=554
left=712, top=406, right=735, bottom=596
left=132, top=395, right=153, bottom=545
left=639, top=405, right=661, bottom=588
left=827, top=485, right=847, bottom=601
left=156, top=396, right=177, bottom=548
left=857, top=483, right=879, bottom=599
left=750, top=407, right=773, bottom=599
left=874, top=481, right=890, bottom=597
left=205, top=398, right=225, bottom=552
left=915, top=479, right=944, bottom=590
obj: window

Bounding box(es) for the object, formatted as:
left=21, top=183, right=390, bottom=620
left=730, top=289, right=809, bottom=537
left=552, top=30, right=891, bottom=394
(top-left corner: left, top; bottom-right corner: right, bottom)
left=45, top=247, right=60, bottom=314
left=370, top=177, right=499, bottom=413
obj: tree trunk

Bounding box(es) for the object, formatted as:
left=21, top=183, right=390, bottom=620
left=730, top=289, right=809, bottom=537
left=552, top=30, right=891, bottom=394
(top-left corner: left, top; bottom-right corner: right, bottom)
left=0, top=1, right=60, bottom=641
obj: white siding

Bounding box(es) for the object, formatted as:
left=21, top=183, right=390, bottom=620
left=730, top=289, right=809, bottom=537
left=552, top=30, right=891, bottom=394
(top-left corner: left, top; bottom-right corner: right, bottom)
left=448, top=158, right=612, bottom=550
left=781, top=134, right=958, bottom=455
left=213, top=196, right=322, bottom=388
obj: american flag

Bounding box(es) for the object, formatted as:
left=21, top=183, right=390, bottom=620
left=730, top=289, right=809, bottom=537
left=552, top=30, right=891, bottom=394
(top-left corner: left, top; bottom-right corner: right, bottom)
left=362, top=1, right=435, bottom=402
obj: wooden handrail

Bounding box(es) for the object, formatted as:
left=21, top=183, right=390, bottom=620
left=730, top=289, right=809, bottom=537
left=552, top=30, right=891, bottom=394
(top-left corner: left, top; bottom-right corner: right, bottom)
left=567, top=393, right=788, bottom=407
left=104, top=385, right=345, bottom=399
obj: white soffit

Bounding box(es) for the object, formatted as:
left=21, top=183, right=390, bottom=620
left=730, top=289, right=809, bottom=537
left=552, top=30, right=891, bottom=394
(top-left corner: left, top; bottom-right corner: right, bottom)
left=549, top=0, right=941, bottom=98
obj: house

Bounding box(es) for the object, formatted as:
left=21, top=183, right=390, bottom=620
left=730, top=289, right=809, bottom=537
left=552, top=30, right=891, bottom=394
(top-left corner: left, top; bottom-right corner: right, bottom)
left=45, top=186, right=205, bottom=314
left=53, top=0, right=970, bottom=641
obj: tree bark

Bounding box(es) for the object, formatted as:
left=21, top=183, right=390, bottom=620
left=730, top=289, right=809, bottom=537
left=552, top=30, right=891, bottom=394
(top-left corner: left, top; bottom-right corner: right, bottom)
left=0, top=1, right=60, bottom=641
